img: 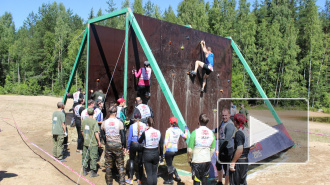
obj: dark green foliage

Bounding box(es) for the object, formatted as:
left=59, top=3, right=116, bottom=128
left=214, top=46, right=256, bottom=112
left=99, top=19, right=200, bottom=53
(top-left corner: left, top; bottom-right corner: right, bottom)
left=0, top=0, right=328, bottom=110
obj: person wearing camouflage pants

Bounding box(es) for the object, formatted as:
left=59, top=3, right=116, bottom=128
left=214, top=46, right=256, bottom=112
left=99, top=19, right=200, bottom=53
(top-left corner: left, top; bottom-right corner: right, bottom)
left=102, top=105, right=126, bottom=185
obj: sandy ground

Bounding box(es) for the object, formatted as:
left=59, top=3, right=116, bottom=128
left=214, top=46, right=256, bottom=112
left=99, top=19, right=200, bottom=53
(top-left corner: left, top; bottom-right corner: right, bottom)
left=0, top=95, right=330, bottom=184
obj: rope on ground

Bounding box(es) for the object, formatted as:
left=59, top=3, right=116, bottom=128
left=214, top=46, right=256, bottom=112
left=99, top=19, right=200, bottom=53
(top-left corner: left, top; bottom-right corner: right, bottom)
left=5, top=114, right=94, bottom=185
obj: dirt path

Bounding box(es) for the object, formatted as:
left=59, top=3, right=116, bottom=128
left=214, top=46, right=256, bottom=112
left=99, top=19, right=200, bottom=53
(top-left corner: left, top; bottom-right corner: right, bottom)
left=1, top=95, right=330, bottom=184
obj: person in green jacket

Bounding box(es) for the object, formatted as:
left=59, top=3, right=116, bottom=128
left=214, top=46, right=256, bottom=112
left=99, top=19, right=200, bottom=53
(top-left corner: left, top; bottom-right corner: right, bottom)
left=52, top=102, right=67, bottom=162
left=81, top=108, right=101, bottom=177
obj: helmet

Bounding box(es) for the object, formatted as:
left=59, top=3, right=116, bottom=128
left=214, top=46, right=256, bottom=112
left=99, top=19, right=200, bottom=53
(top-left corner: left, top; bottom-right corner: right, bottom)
left=144, top=61, right=150, bottom=66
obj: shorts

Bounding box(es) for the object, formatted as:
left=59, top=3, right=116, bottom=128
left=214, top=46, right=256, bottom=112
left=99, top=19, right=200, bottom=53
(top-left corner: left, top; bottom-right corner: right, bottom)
left=202, top=64, right=212, bottom=75
left=191, top=162, right=211, bottom=182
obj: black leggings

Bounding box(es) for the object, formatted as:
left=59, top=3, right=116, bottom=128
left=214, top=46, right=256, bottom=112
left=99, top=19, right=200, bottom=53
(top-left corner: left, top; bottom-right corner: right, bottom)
left=165, top=151, right=176, bottom=173
left=143, top=148, right=159, bottom=185
left=75, top=120, right=83, bottom=150
left=129, top=142, right=143, bottom=180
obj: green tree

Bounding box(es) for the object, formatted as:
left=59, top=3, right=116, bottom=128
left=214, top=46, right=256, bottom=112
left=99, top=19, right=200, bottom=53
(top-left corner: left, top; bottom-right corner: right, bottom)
left=152, top=5, right=162, bottom=19
left=0, top=12, right=15, bottom=86
left=164, top=6, right=177, bottom=23
left=144, top=0, right=154, bottom=17
left=177, top=0, right=209, bottom=32
left=297, top=0, right=324, bottom=106
left=133, top=0, right=145, bottom=14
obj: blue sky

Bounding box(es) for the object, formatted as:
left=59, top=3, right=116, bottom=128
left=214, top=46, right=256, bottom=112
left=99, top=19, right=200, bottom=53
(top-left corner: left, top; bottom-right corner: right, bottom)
left=1, top=0, right=327, bottom=30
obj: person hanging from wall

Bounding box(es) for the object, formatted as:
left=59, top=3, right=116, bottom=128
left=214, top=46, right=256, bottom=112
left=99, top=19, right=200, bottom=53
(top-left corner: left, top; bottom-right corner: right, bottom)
left=163, top=117, right=189, bottom=184
left=67, top=87, right=84, bottom=127
left=126, top=112, right=147, bottom=185
left=133, top=61, right=152, bottom=102
left=230, top=113, right=250, bottom=185
left=138, top=117, right=164, bottom=185
left=74, top=98, right=85, bottom=153
left=187, top=113, right=216, bottom=185
left=102, top=105, right=126, bottom=185
left=189, top=40, right=214, bottom=92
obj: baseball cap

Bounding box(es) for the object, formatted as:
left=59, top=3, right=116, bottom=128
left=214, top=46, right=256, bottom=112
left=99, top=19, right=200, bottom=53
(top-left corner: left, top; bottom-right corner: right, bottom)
left=117, top=98, right=125, bottom=103
left=144, top=61, right=150, bottom=66
left=170, top=117, right=177, bottom=124
left=87, top=108, right=94, bottom=115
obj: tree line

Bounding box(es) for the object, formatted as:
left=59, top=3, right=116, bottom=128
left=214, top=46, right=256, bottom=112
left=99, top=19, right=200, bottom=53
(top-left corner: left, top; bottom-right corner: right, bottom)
left=0, top=0, right=329, bottom=111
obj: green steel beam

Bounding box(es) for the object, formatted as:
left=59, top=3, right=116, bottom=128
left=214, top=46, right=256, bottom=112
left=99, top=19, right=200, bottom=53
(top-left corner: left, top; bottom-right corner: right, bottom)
left=62, top=27, right=88, bottom=104
left=127, top=10, right=190, bottom=143
left=85, top=24, right=90, bottom=108
left=124, top=12, right=129, bottom=104
left=88, top=8, right=129, bottom=24
left=227, top=37, right=282, bottom=124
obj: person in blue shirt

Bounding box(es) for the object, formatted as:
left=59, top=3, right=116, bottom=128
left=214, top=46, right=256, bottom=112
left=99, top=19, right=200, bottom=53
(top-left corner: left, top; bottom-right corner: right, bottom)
left=189, top=40, right=214, bottom=92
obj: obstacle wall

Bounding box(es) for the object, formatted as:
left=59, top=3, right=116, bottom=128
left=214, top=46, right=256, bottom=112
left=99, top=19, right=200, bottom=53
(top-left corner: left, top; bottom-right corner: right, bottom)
left=88, top=14, right=233, bottom=148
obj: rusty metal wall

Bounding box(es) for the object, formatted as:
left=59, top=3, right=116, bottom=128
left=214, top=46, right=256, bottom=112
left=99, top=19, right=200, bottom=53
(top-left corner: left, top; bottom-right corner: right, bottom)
left=88, top=14, right=232, bottom=149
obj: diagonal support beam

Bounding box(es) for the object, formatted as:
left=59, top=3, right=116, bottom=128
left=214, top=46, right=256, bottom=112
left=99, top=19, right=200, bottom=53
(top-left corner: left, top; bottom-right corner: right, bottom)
left=62, top=27, right=88, bottom=104
left=227, top=37, right=282, bottom=124
left=88, top=8, right=129, bottom=24
left=127, top=10, right=190, bottom=143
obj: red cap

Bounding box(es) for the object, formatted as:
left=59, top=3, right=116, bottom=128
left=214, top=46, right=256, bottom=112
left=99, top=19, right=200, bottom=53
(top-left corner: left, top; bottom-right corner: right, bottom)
left=117, top=98, right=125, bottom=103
left=170, top=117, right=177, bottom=124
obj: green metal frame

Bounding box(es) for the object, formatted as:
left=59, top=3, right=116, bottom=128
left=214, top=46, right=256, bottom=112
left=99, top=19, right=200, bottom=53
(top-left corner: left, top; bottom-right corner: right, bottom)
left=127, top=11, right=190, bottom=142
left=124, top=12, right=129, bottom=104
left=226, top=37, right=282, bottom=124
left=64, top=8, right=283, bottom=145
left=62, top=27, right=88, bottom=104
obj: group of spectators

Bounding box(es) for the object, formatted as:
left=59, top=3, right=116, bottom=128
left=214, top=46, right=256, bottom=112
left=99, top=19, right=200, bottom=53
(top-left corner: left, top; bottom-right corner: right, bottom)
left=52, top=80, right=251, bottom=185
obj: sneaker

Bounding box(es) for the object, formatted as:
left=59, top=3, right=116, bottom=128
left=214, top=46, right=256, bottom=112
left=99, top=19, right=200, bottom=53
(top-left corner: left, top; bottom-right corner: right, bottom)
left=190, top=71, right=196, bottom=76
left=173, top=176, right=181, bottom=182
left=200, top=88, right=204, bottom=92
left=137, top=179, right=142, bottom=185
left=59, top=159, right=67, bottom=162
left=125, top=179, right=133, bottom=184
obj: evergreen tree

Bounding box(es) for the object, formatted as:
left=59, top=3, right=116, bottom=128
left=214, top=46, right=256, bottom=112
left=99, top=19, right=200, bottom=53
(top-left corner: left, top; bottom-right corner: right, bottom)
left=133, top=0, right=145, bottom=15
left=164, top=6, right=177, bottom=23
left=144, top=0, right=154, bottom=17
left=177, top=0, right=209, bottom=32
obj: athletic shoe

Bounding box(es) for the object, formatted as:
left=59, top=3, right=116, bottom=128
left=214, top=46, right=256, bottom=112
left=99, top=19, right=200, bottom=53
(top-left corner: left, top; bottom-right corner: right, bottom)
left=137, top=179, right=142, bottom=185
left=125, top=179, right=133, bottom=184
left=59, top=159, right=67, bottom=162
left=200, top=88, right=204, bottom=92
left=83, top=168, right=88, bottom=176
left=190, top=71, right=196, bottom=76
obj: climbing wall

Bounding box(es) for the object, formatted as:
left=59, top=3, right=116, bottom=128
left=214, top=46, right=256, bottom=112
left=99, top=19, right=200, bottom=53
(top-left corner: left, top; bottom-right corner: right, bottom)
left=88, top=14, right=232, bottom=149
